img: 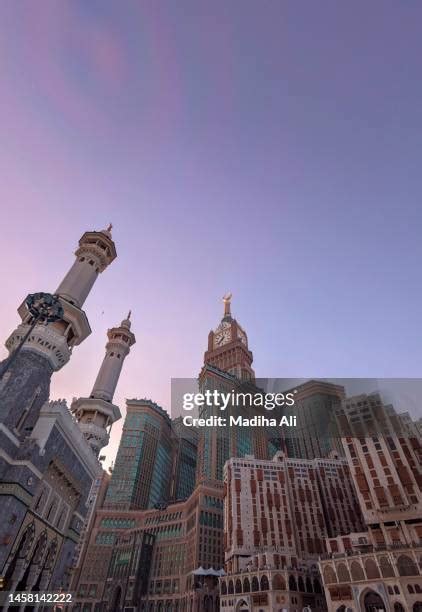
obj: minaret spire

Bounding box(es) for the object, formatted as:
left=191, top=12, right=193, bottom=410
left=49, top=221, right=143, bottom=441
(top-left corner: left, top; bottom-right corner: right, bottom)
left=71, top=313, right=136, bottom=455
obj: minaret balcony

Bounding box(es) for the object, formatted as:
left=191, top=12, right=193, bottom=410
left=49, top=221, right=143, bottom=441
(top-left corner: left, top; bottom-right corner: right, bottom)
left=71, top=397, right=121, bottom=423
left=17, top=296, right=91, bottom=347
left=77, top=230, right=117, bottom=270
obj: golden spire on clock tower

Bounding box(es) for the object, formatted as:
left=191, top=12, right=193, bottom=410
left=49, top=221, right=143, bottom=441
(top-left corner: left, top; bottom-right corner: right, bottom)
left=222, top=292, right=232, bottom=320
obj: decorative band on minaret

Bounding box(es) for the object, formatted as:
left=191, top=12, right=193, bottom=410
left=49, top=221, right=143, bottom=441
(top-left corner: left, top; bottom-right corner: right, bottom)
left=71, top=312, right=136, bottom=456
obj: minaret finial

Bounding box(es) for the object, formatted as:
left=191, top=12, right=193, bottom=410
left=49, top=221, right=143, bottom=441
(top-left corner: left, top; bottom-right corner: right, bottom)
left=107, top=223, right=113, bottom=232
left=222, top=292, right=232, bottom=317
left=121, top=310, right=132, bottom=329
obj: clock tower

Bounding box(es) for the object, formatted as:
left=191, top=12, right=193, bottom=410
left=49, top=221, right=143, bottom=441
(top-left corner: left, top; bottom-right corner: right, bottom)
left=204, top=293, right=255, bottom=381
left=197, top=295, right=267, bottom=483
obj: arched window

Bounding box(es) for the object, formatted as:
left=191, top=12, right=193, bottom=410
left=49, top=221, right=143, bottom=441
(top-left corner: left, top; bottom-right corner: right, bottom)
left=416, top=585, right=422, bottom=594
left=2, top=523, right=35, bottom=591
left=221, top=582, right=227, bottom=595
left=251, top=576, right=259, bottom=592
left=228, top=580, right=234, bottom=594
left=313, top=578, right=322, bottom=594
left=243, top=577, right=250, bottom=592
left=379, top=556, right=395, bottom=578
left=306, top=577, right=313, bottom=593
left=19, top=523, right=35, bottom=559
left=397, top=555, right=418, bottom=577
left=350, top=561, right=365, bottom=581
left=288, top=575, right=297, bottom=591
left=365, top=558, right=380, bottom=579
left=336, top=563, right=351, bottom=583
left=44, top=540, right=57, bottom=570
left=413, top=602, right=422, bottom=612
left=272, top=574, right=286, bottom=590
left=235, top=579, right=242, bottom=593
left=362, top=591, right=386, bottom=611
left=260, top=575, right=269, bottom=591
left=298, top=576, right=305, bottom=592
left=323, top=566, right=337, bottom=584
left=394, top=603, right=405, bottom=612
left=409, top=585, right=415, bottom=594
left=32, top=532, right=47, bottom=565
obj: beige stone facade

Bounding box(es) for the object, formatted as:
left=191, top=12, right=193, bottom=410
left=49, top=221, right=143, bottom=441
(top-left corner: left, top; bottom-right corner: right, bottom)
left=221, top=452, right=364, bottom=611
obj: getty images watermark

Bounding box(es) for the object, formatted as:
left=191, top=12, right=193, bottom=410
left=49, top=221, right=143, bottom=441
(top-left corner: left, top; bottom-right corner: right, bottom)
left=181, top=389, right=298, bottom=428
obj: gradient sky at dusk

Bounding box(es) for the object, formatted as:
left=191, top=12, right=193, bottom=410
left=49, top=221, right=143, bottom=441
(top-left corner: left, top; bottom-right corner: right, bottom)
left=1, top=1, right=422, bottom=466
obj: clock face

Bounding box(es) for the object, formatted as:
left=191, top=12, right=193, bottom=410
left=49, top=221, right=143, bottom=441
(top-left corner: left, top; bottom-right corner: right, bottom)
left=214, top=329, right=231, bottom=348
left=237, top=329, right=247, bottom=346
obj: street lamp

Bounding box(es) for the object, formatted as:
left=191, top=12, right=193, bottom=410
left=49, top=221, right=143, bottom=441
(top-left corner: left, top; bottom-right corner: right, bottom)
left=0, top=292, right=64, bottom=381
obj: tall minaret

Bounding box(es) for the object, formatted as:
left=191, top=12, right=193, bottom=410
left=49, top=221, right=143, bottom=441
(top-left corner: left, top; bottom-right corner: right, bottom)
left=1, top=226, right=116, bottom=435
left=71, top=313, right=136, bottom=455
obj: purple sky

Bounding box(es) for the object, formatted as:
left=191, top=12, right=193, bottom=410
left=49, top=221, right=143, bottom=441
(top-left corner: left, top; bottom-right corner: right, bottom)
left=1, top=1, right=422, bottom=466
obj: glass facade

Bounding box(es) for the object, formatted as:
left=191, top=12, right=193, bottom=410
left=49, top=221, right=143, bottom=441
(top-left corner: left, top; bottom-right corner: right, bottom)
left=175, top=440, right=197, bottom=499
left=149, top=439, right=173, bottom=507
left=197, top=370, right=268, bottom=482
left=104, top=400, right=174, bottom=510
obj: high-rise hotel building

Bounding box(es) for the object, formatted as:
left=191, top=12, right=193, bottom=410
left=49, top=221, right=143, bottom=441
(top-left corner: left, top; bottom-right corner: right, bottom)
left=319, top=393, right=422, bottom=611
left=221, top=452, right=364, bottom=611
left=104, top=399, right=174, bottom=510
